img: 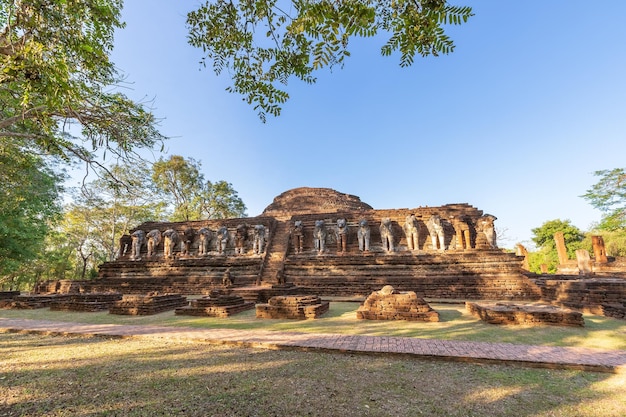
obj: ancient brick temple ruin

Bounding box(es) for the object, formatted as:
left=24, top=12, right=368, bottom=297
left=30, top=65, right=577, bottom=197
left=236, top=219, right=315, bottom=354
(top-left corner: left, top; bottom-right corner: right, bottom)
left=41, top=187, right=542, bottom=302
left=28, top=188, right=626, bottom=318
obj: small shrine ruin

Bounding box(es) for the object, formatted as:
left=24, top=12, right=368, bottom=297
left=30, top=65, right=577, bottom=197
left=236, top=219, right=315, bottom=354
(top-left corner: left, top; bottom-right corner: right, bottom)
left=356, top=285, right=440, bottom=322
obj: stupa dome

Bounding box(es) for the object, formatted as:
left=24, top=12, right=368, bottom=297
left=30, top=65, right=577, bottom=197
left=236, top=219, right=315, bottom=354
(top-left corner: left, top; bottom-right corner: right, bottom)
left=262, top=187, right=373, bottom=217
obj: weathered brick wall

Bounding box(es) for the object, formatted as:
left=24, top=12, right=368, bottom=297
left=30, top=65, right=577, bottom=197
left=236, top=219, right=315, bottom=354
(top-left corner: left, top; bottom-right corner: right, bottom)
left=536, top=278, right=626, bottom=319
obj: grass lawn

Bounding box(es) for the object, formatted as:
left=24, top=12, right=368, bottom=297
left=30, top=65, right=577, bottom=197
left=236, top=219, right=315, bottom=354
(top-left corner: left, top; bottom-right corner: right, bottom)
left=1, top=332, right=625, bottom=417
left=1, top=301, right=625, bottom=416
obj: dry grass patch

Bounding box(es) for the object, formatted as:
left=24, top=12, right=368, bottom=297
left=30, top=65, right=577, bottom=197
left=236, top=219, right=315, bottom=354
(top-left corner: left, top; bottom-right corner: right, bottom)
left=1, top=332, right=625, bottom=417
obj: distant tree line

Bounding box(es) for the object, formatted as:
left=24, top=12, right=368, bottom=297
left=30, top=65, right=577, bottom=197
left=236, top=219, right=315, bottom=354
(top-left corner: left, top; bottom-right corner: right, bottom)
left=527, top=169, right=626, bottom=273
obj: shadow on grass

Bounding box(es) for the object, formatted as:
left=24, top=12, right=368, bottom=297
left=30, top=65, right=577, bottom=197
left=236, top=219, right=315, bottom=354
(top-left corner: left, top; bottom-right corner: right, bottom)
left=1, top=332, right=623, bottom=417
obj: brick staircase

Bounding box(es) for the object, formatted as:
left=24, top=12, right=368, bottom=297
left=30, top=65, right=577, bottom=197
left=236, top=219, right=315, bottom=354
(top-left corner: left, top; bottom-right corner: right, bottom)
left=257, top=220, right=291, bottom=285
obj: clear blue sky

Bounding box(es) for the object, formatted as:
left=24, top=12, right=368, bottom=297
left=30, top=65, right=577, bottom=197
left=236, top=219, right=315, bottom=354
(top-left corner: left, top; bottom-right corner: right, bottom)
left=89, top=0, right=626, bottom=248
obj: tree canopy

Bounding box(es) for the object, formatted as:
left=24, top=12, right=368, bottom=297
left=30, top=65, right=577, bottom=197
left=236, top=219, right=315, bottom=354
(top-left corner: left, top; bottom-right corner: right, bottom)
left=531, top=219, right=585, bottom=253
left=0, top=0, right=165, bottom=173
left=0, top=139, right=62, bottom=280
left=187, top=0, right=473, bottom=121
left=152, top=155, right=247, bottom=221
left=581, top=168, right=626, bottom=231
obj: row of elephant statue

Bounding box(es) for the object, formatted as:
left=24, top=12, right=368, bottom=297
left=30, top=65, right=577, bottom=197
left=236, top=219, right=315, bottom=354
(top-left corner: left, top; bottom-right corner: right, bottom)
left=125, top=224, right=267, bottom=260
left=122, top=213, right=497, bottom=260
left=291, top=214, right=497, bottom=255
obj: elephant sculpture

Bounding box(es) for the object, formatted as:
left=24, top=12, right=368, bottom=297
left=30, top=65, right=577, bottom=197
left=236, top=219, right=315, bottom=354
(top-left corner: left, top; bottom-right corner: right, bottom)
left=235, top=224, right=248, bottom=255
left=403, top=214, right=420, bottom=251
left=146, top=229, right=162, bottom=258
left=476, top=214, right=497, bottom=249
left=130, top=230, right=145, bottom=260
left=216, top=226, right=229, bottom=254
left=292, top=220, right=304, bottom=254
left=425, top=215, right=446, bottom=251
left=335, top=218, right=348, bottom=253
left=450, top=215, right=472, bottom=250
left=180, top=227, right=195, bottom=256
left=197, top=227, right=213, bottom=256
left=313, top=220, right=327, bottom=254
left=379, top=217, right=395, bottom=252
left=357, top=219, right=371, bottom=252
left=253, top=224, right=266, bottom=254
left=163, top=229, right=179, bottom=259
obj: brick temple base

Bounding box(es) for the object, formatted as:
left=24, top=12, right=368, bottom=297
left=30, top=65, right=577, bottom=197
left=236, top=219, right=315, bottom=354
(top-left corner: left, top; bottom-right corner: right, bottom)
left=256, top=295, right=329, bottom=319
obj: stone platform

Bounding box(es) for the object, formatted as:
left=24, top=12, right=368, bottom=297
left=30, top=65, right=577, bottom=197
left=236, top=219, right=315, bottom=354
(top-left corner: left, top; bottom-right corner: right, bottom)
left=466, top=302, right=585, bottom=327
left=109, top=294, right=188, bottom=315
left=175, top=292, right=254, bottom=317
left=49, top=293, right=123, bottom=312
left=36, top=188, right=541, bottom=302
left=256, top=295, right=330, bottom=319
left=0, top=291, right=20, bottom=300
left=0, top=294, right=71, bottom=309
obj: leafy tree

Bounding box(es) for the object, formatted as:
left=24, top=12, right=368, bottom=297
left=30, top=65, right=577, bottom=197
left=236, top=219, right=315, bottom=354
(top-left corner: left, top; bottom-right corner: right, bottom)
left=4, top=162, right=164, bottom=289
left=0, top=0, right=164, bottom=176
left=187, top=0, right=473, bottom=121
left=0, top=140, right=62, bottom=286
left=152, top=155, right=247, bottom=221
left=529, top=219, right=586, bottom=273
left=68, top=163, right=165, bottom=263
left=196, top=180, right=247, bottom=219
left=581, top=168, right=626, bottom=231
left=531, top=219, right=585, bottom=254
left=152, top=155, right=204, bottom=221
left=526, top=251, right=557, bottom=275
left=1, top=230, right=76, bottom=291
left=75, top=164, right=165, bottom=261
left=1, top=0, right=165, bottom=285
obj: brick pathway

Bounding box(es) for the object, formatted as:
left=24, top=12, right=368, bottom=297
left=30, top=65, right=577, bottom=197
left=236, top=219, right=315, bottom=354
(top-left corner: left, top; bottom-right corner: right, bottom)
left=1, top=318, right=625, bottom=374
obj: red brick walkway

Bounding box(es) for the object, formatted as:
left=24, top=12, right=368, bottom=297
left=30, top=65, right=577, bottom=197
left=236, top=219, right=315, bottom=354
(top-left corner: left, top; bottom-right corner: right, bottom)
left=1, top=318, right=625, bottom=374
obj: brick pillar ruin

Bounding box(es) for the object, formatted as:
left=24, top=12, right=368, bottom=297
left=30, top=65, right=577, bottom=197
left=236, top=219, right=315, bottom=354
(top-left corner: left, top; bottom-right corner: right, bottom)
left=575, top=249, right=593, bottom=275
left=515, top=243, right=530, bottom=271
left=592, top=235, right=608, bottom=263
left=554, top=232, right=569, bottom=265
